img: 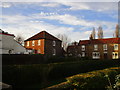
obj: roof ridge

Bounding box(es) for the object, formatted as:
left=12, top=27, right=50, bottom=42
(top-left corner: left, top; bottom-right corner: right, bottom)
left=24, top=30, right=61, bottom=42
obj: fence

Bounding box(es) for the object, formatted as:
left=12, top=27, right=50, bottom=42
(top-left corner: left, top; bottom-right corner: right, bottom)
left=2, top=54, right=46, bottom=65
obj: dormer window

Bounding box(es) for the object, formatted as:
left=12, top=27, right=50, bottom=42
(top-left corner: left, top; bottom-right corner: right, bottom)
left=114, top=44, right=118, bottom=50
left=53, top=41, right=56, bottom=46
left=94, top=45, right=98, bottom=51
left=38, top=40, right=41, bottom=46
left=81, top=45, right=85, bottom=51
left=103, top=44, right=107, bottom=50
left=32, top=41, right=35, bottom=46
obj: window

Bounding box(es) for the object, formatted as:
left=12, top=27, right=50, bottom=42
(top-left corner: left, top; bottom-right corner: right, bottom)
left=32, top=41, right=35, bottom=46
left=53, top=49, right=56, bottom=56
left=38, top=40, right=41, bottom=46
left=114, top=44, right=118, bottom=50
left=94, top=45, right=98, bottom=51
left=37, top=49, right=40, bottom=53
left=92, top=52, right=100, bottom=59
left=112, top=52, right=118, bottom=59
left=103, top=44, right=107, bottom=50
left=53, top=41, right=56, bottom=46
left=81, top=52, right=85, bottom=57
left=104, top=52, right=108, bottom=59
left=27, top=41, right=29, bottom=46
left=81, top=45, right=85, bottom=51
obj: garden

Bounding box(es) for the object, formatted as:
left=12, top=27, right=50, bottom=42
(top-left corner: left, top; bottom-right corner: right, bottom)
left=2, top=59, right=120, bottom=90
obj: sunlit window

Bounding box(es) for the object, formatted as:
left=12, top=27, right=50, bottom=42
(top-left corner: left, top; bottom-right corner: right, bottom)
left=38, top=40, right=41, bottom=46
left=114, top=44, right=118, bottom=50
left=32, top=41, right=35, bottom=46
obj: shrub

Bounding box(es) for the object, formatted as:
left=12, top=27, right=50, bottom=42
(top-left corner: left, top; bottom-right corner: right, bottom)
left=46, top=67, right=120, bottom=89
left=3, top=60, right=120, bottom=89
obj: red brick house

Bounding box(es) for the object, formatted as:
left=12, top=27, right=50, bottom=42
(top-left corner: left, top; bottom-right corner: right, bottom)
left=67, top=25, right=120, bottom=60
left=79, top=38, right=120, bottom=60
left=67, top=38, right=120, bottom=60
left=24, top=31, right=62, bottom=57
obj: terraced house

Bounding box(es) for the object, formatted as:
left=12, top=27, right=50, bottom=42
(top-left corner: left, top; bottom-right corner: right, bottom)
left=67, top=25, right=120, bottom=60
left=24, top=31, right=62, bottom=57
left=78, top=38, right=120, bottom=60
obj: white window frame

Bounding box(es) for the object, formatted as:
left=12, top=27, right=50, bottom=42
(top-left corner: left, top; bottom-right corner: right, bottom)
left=53, top=41, right=56, bottom=46
left=114, top=44, right=118, bottom=50
left=92, top=52, right=100, bottom=59
left=103, top=44, right=107, bottom=50
left=81, top=52, right=85, bottom=57
left=94, top=45, right=98, bottom=51
left=53, top=49, right=56, bottom=56
left=38, top=40, right=41, bottom=46
left=112, top=52, right=118, bottom=59
left=27, top=41, right=29, bottom=46
left=32, top=40, right=35, bottom=46
left=81, top=45, right=85, bottom=51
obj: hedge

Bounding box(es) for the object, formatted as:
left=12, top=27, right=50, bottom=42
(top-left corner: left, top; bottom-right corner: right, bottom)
left=2, top=60, right=120, bottom=89
left=46, top=67, right=120, bottom=89
left=2, top=54, right=45, bottom=65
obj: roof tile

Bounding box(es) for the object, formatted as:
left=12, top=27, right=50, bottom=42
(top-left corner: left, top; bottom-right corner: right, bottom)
left=25, top=31, right=61, bottom=42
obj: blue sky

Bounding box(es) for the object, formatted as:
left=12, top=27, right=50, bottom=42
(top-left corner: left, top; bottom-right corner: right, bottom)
left=1, top=2, right=118, bottom=42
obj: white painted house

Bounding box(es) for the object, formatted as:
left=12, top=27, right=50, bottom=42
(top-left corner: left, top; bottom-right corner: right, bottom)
left=0, top=29, right=27, bottom=54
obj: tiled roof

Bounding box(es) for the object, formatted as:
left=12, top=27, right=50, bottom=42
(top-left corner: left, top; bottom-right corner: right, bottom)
left=79, top=40, right=90, bottom=45
left=0, top=32, right=15, bottom=37
left=79, top=38, right=120, bottom=45
left=67, top=45, right=78, bottom=50
left=25, top=31, right=62, bottom=42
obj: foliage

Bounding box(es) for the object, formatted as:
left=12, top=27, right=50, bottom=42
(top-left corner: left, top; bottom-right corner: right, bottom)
left=3, top=60, right=120, bottom=89
left=105, top=74, right=120, bottom=90
left=114, top=74, right=120, bottom=89
left=47, top=67, right=120, bottom=89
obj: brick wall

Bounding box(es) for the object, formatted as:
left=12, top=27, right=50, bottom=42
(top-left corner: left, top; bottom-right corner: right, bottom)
left=45, top=39, right=62, bottom=57
left=24, top=39, right=45, bottom=54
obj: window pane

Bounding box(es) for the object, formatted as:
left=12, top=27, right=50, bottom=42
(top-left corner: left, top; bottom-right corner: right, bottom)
left=38, top=40, right=41, bottom=46
left=81, top=45, right=85, bottom=51
left=53, top=41, right=56, bottom=46
left=94, top=45, right=98, bottom=50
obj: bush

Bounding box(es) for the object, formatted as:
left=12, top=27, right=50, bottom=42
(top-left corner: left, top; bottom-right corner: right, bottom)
left=3, top=60, right=120, bottom=89
left=3, top=64, right=46, bottom=89
left=46, top=67, right=120, bottom=89
left=66, top=67, right=120, bottom=89
left=48, top=60, right=120, bottom=80
left=2, top=54, right=45, bottom=65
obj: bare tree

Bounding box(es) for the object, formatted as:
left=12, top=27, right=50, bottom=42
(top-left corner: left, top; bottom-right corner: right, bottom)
left=92, top=27, right=96, bottom=39
left=57, top=34, right=71, bottom=51
left=115, top=24, right=119, bottom=38
left=15, top=35, right=24, bottom=45
left=90, top=27, right=96, bottom=40
left=98, top=26, right=103, bottom=39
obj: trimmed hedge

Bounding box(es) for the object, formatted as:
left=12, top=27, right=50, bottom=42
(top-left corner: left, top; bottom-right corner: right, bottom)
left=2, top=54, right=45, bottom=65
left=2, top=60, right=120, bottom=89
left=46, top=67, right=120, bottom=89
